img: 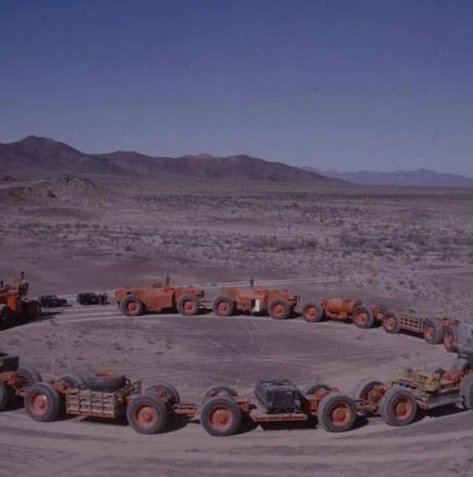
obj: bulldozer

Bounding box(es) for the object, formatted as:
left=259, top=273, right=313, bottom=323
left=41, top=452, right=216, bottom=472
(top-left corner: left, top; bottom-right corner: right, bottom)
left=0, top=272, right=41, bottom=329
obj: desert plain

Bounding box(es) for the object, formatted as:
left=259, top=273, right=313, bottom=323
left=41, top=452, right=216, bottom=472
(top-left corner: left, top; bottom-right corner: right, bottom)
left=1, top=170, right=473, bottom=477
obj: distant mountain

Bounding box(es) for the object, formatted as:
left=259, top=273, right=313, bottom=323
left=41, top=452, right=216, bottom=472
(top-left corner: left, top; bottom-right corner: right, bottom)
left=302, top=167, right=473, bottom=188
left=95, top=151, right=342, bottom=183
left=0, top=135, right=343, bottom=184
left=0, top=135, right=127, bottom=177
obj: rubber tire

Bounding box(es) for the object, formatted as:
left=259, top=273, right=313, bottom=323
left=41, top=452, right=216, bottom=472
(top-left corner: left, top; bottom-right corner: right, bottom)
left=145, top=382, right=181, bottom=406
left=382, top=310, right=401, bottom=334
left=450, top=358, right=471, bottom=373
left=24, top=382, right=62, bottom=422
left=423, top=318, right=444, bottom=345
left=126, top=395, right=168, bottom=434
left=212, top=296, right=235, bottom=317
left=301, top=302, right=324, bottom=323
left=0, top=380, right=9, bottom=411
left=0, top=305, right=8, bottom=330
left=380, top=387, right=417, bottom=426
left=443, top=326, right=458, bottom=353
left=352, top=378, right=384, bottom=401
left=317, top=393, right=357, bottom=433
left=203, top=385, right=239, bottom=402
left=119, top=295, right=144, bottom=317
left=268, top=299, right=291, bottom=320
left=84, top=372, right=126, bottom=393
left=17, top=367, right=43, bottom=386
left=57, top=373, right=85, bottom=387
left=177, top=294, right=200, bottom=316
left=200, top=396, right=242, bottom=437
left=353, top=305, right=375, bottom=329
left=0, top=304, right=14, bottom=330
left=460, top=375, right=473, bottom=409
left=305, top=383, right=331, bottom=396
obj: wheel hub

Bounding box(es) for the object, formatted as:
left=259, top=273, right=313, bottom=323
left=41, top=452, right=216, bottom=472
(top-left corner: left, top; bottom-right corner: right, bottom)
left=306, top=307, right=316, bottom=319
left=209, top=407, right=232, bottom=430
left=330, top=404, right=351, bottom=427
left=357, top=313, right=367, bottom=325
left=385, top=317, right=395, bottom=329
left=424, top=326, right=433, bottom=340
left=274, top=305, right=283, bottom=316
left=393, top=398, right=412, bottom=420
left=136, top=406, right=157, bottom=428
left=31, top=393, right=48, bottom=415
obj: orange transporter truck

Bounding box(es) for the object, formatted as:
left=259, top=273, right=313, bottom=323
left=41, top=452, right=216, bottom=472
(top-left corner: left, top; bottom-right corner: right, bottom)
left=0, top=272, right=41, bottom=329
left=115, top=276, right=205, bottom=317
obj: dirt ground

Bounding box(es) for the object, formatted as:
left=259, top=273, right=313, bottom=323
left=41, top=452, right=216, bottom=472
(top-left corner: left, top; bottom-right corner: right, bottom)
left=1, top=176, right=473, bottom=476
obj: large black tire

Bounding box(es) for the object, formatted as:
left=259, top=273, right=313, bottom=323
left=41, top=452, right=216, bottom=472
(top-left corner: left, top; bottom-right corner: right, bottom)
left=268, top=299, right=291, bottom=320
left=460, top=375, right=473, bottom=409
left=200, top=396, right=242, bottom=437
left=305, top=383, right=331, bottom=396
left=126, top=395, right=168, bottom=434
left=423, top=318, right=444, bottom=345
left=0, top=380, right=9, bottom=411
left=450, top=358, right=471, bottom=373
left=177, top=294, right=200, bottom=316
left=352, top=378, right=385, bottom=401
left=212, top=296, right=235, bottom=317
left=353, top=305, right=375, bottom=329
left=317, top=393, right=357, bottom=433
left=23, top=299, right=41, bottom=321
left=0, top=304, right=11, bottom=330
left=84, top=371, right=126, bottom=393
left=202, top=385, right=239, bottom=403
left=145, top=382, right=181, bottom=406
left=119, top=295, right=144, bottom=316
left=24, top=382, right=62, bottom=422
left=301, top=302, right=324, bottom=323
left=57, top=373, right=85, bottom=387
left=17, top=367, right=43, bottom=387
left=380, top=387, right=417, bottom=426
left=382, top=310, right=401, bottom=334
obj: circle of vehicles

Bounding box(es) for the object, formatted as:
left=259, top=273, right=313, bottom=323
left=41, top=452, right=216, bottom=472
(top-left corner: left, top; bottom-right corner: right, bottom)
left=1, top=272, right=473, bottom=437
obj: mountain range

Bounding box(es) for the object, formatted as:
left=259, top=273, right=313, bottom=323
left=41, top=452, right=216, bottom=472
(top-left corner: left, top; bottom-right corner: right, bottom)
left=1, top=135, right=471, bottom=188
left=0, top=136, right=338, bottom=184
left=303, top=167, right=473, bottom=188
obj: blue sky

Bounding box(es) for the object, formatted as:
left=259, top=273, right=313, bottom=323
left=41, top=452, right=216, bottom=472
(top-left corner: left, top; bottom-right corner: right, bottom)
left=1, top=0, right=472, bottom=174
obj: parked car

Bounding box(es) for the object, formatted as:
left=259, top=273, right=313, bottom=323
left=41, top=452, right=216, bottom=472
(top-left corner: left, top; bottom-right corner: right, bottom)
left=76, top=292, right=108, bottom=306
left=38, top=295, right=68, bottom=308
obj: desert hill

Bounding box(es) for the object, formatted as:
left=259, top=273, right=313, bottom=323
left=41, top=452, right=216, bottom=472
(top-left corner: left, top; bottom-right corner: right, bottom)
left=0, top=136, right=341, bottom=184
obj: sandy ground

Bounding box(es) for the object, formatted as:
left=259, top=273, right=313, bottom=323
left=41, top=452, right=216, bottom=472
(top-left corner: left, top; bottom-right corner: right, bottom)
left=1, top=303, right=472, bottom=477
left=1, top=177, right=473, bottom=476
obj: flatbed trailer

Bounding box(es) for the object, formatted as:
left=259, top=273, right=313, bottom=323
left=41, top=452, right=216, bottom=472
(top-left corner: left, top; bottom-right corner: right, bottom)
left=379, top=309, right=461, bottom=345
left=350, top=349, right=473, bottom=426
left=22, top=371, right=370, bottom=436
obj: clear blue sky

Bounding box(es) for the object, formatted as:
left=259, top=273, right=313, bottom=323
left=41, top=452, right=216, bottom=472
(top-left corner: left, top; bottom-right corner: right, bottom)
left=1, top=0, right=472, bottom=174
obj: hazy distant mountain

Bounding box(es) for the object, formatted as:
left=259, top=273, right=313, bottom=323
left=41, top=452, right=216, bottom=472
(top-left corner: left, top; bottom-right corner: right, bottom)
left=0, top=135, right=343, bottom=184
left=302, top=167, right=473, bottom=188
